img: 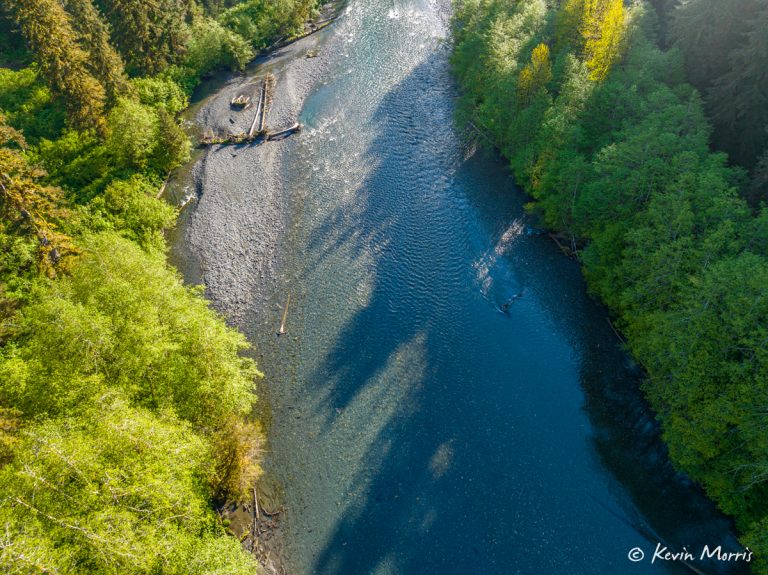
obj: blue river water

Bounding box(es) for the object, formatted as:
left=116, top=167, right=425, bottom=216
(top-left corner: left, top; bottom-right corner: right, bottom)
left=184, top=1, right=749, bottom=573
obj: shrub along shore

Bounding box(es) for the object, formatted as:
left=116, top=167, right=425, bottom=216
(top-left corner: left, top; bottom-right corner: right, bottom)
left=451, top=0, right=768, bottom=570
left=0, top=0, right=321, bottom=572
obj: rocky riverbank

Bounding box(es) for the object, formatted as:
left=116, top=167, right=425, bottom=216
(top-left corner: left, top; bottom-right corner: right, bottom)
left=167, top=6, right=343, bottom=573
left=175, top=12, right=336, bottom=332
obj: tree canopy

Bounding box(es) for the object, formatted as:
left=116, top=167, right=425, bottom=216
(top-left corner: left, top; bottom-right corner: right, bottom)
left=672, top=0, right=768, bottom=197
left=0, top=396, right=260, bottom=574
left=452, top=0, right=768, bottom=571
left=0, top=0, right=317, bottom=571
left=6, top=0, right=106, bottom=129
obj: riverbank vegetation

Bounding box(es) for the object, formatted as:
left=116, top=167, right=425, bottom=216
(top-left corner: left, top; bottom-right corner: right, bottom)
left=0, top=0, right=317, bottom=571
left=452, top=0, right=768, bottom=570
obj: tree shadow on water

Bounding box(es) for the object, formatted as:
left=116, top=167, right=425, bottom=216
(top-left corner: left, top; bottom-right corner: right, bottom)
left=298, top=52, right=509, bottom=574
left=295, top=49, right=745, bottom=575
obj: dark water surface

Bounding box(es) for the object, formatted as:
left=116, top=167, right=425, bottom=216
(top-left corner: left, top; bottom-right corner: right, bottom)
left=180, top=0, right=749, bottom=573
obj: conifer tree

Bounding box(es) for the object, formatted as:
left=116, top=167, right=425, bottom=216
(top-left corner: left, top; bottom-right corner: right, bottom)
left=671, top=0, right=758, bottom=90
left=63, top=0, right=130, bottom=103
left=100, top=0, right=193, bottom=74
left=0, top=114, right=74, bottom=274
left=707, top=6, right=768, bottom=169
left=6, top=0, right=106, bottom=130
left=752, top=150, right=768, bottom=205
left=646, top=0, right=680, bottom=47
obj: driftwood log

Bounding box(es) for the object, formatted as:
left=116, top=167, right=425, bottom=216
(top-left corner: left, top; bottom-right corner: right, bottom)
left=248, top=81, right=265, bottom=138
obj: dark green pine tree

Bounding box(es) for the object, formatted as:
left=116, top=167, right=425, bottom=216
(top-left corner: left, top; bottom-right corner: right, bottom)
left=5, top=0, right=106, bottom=130
left=708, top=5, right=768, bottom=170
left=671, top=0, right=758, bottom=90
left=62, top=0, right=130, bottom=103
left=99, top=0, right=193, bottom=74
left=752, top=149, right=768, bottom=205
left=646, top=0, right=680, bottom=47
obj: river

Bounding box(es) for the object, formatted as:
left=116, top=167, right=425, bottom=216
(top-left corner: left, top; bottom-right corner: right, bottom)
left=172, top=0, right=748, bottom=573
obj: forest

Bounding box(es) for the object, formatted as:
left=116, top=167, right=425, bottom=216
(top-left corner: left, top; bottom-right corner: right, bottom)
left=2, top=0, right=767, bottom=571
left=0, top=0, right=315, bottom=572
left=452, top=0, right=768, bottom=570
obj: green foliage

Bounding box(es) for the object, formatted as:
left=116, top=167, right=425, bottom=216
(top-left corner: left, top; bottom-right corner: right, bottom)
left=706, top=5, right=768, bottom=169
left=671, top=0, right=768, bottom=190
left=0, top=9, right=31, bottom=69
left=0, top=1, right=316, bottom=570
left=636, top=254, right=768, bottom=510
left=153, top=107, right=192, bottom=173
left=105, top=97, right=160, bottom=170
left=63, top=0, right=130, bottom=103
left=0, top=67, right=65, bottom=142
left=0, top=228, right=37, bottom=342
left=453, top=0, right=768, bottom=567
left=671, top=0, right=757, bottom=91
left=31, top=91, right=189, bottom=198
left=752, top=150, right=768, bottom=206
left=219, top=0, right=316, bottom=48
left=185, top=17, right=254, bottom=77
left=131, top=76, right=189, bottom=116
left=517, top=43, right=552, bottom=106
left=0, top=396, right=259, bottom=574
left=554, top=0, right=584, bottom=49
left=553, top=0, right=629, bottom=80
left=31, top=129, right=113, bottom=200
left=581, top=0, right=628, bottom=81
left=88, top=174, right=176, bottom=248
left=0, top=115, right=75, bottom=274
left=0, top=407, right=20, bottom=464
left=745, top=518, right=768, bottom=575
left=0, top=116, right=63, bottom=336
left=105, top=97, right=190, bottom=174
left=210, top=416, right=264, bottom=501
left=6, top=0, right=106, bottom=130
left=100, top=0, right=192, bottom=75
left=0, top=232, right=259, bottom=425
left=450, top=0, right=548, bottom=153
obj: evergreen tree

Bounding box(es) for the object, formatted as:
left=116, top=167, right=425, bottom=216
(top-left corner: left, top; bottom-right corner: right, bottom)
left=752, top=149, right=768, bottom=205
left=0, top=114, right=74, bottom=274
left=671, top=0, right=757, bottom=90
left=5, top=0, right=106, bottom=129
left=151, top=107, right=191, bottom=174
left=63, top=0, right=130, bottom=103
left=707, top=5, right=768, bottom=169
left=646, top=0, right=680, bottom=47
left=671, top=0, right=768, bottom=173
left=100, top=0, right=193, bottom=74
left=0, top=6, right=30, bottom=68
